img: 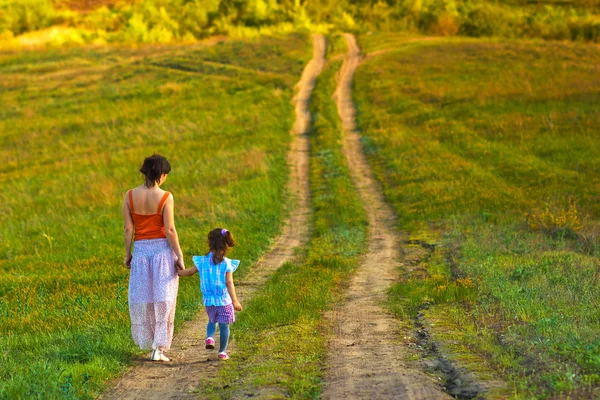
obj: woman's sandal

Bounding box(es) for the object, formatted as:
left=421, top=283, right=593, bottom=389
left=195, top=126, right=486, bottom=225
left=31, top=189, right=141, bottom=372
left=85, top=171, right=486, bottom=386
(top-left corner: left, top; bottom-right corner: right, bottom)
left=150, top=349, right=170, bottom=362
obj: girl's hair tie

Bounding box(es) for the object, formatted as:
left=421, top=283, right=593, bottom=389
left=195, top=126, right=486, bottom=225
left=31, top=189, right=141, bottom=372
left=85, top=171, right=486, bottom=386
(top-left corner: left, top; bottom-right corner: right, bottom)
left=221, top=229, right=228, bottom=237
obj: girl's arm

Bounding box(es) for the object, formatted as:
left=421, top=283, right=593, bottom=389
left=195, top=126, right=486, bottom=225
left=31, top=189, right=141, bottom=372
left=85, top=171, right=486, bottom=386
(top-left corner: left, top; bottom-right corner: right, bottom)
left=162, top=193, right=185, bottom=270
left=226, top=272, right=242, bottom=311
left=177, top=266, right=198, bottom=277
left=122, top=193, right=134, bottom=268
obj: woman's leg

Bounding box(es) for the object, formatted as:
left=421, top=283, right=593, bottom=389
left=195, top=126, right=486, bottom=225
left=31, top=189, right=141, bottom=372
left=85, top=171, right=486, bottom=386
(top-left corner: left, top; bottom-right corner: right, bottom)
left=218, top=323, right=230, bottom=353
left=148, top=240, right=178, bottom=352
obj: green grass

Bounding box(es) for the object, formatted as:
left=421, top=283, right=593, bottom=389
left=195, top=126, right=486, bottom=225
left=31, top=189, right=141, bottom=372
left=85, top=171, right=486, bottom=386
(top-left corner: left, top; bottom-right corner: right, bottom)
left=199, top=44, right=368, bottom=399
left=0, top=34, right=312, bottom=399
left=5, top=28, right=600, bottom=399
left=354, top=34, right=600, bottom=398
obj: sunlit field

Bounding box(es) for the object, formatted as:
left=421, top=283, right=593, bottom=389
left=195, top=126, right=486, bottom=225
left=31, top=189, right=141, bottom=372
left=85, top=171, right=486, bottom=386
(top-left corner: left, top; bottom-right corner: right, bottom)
left=0, top=34, right=310, bottom=398
left=355, top=33, right=600, bottom=397
left=3, top=0, right=600, bottom=394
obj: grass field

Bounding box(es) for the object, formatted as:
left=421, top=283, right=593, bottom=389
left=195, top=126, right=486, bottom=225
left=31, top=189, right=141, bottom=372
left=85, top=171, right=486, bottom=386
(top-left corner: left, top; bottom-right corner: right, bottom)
left=3, top=28, right=600, bottom=399
left=354, top=33, right=600, bottom=397
left=0, top=34, right=311, bottom=399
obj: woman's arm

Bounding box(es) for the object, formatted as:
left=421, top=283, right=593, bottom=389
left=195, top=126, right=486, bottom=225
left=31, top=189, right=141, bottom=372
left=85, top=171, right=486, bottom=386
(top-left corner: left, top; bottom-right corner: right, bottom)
left=177, top=266, right=198, bottom=277
left=226, top=272, right=242, bottom=311
left=122, top=193, right=134, bottom=268
left=163, top=193, right=185, bottom=270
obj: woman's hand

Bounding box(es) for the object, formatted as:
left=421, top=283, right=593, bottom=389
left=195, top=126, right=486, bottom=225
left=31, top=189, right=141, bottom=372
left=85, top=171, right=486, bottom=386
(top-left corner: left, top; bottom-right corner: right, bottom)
left=175, top=257, right=185, bottom=271
left=233, top=300, right=243, bottom=311
left=124, top=254, right=132, bottom=269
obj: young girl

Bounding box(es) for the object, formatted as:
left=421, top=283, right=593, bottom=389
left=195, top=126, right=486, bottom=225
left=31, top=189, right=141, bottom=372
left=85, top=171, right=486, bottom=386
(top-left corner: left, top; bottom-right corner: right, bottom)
left=178, top=228, right=242, bottom=360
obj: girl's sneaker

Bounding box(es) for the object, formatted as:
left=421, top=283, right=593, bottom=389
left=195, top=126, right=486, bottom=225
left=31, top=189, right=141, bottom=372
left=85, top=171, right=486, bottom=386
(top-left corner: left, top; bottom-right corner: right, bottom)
left=205, top=337, right=215, bottom=349
left=150, top=349, right=170, bottom=362
left=218, top=352, right=229, bottom=360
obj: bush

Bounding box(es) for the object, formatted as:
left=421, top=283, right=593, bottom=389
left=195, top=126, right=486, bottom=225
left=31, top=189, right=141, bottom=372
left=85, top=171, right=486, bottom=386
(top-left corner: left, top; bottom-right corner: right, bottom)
left=460, top=5, right=501, bottom=37
left=402, top=0, right=462, bottom=35
left=431, top=12, right=459, bottom=36
left=178, top=0, right=221, bottom=39
left=121, top=3, right=180, bottom=43
left=0, top=0, right=57, bottom=36
left=568, top=15, right=600, bottom=42
left=355, top=1, right=402, bottom=31
left=82, top=6, right=125, bottom=32
left=526, top=199, right=583, bottom=238
left=241, top=0, right=279, bottom=26
left=0, top=30, right=14, bottom=40
left=525, top=6, right=571, bottom=41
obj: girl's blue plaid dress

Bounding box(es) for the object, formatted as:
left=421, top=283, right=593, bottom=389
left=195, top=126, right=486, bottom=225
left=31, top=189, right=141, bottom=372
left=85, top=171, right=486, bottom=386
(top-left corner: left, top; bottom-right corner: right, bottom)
left=192, top=253, right=240, bottom=306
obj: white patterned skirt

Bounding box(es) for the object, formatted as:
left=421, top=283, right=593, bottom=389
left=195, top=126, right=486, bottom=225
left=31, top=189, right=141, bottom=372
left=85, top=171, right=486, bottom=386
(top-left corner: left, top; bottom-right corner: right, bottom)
left=128, top=238, right=179, bottom=351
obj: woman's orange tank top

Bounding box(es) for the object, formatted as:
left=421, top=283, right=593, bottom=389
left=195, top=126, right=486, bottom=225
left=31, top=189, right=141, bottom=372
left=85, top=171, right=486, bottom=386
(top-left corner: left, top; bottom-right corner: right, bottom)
left=128, top=190, right=170, bottom=241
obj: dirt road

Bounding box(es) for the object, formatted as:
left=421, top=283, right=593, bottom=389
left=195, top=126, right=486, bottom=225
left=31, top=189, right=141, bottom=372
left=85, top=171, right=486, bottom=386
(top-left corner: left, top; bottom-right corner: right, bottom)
left=321, top=33, right=451, bottom=399
left=99, top=34, right=325, bottom=400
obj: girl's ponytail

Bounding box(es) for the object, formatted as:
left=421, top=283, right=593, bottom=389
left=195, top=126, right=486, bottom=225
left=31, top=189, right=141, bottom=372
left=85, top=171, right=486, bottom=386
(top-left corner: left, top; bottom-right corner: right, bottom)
left=208, top=228, right=235, bottom=264
left=223, top=229, right=235, bottom=248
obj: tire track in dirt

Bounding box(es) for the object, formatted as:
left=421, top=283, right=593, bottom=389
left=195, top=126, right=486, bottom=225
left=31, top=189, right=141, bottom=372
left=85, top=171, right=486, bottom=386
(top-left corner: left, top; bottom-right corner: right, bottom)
left=99, top=34, right=325, bottom=400
left=321, top=33, right=451, bottom=399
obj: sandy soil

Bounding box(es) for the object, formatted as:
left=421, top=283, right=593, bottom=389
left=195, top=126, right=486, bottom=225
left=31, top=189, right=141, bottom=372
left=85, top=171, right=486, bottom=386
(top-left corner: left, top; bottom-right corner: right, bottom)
left=321, top=33, right=452, bottom=399
left=98, top=34, right=325, bottom=400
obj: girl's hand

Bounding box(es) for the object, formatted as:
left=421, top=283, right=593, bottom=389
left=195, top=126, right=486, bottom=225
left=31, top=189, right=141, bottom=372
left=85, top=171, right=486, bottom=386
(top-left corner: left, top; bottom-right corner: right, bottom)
left=124, top=254, right=132, bottom=269
left=233, top=300, right=242, bottom=311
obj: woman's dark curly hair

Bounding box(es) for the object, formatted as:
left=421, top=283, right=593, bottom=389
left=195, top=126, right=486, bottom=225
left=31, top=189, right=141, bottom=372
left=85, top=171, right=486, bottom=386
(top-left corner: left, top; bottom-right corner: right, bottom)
left=140, top=154, right=171, bottom=188
left=207, top=228, right=235, bottom=264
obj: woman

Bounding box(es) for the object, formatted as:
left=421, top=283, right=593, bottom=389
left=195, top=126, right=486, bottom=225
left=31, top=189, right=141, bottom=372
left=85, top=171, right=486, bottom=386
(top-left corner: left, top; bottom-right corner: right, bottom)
left=122, top=154, right=184, bottom=362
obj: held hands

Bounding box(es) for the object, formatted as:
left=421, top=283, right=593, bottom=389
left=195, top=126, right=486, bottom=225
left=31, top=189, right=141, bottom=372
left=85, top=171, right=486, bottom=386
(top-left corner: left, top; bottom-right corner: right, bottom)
left=233, top=300, right=243, bottom=311
left=175, top=257, right=185, bottom=271
left=124, top=254, right=132, bottom=269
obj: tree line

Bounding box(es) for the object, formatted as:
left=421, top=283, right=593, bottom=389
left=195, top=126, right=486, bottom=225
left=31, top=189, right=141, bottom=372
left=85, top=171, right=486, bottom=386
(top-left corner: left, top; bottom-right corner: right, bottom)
left=1, top=0, right=599, bottom=44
